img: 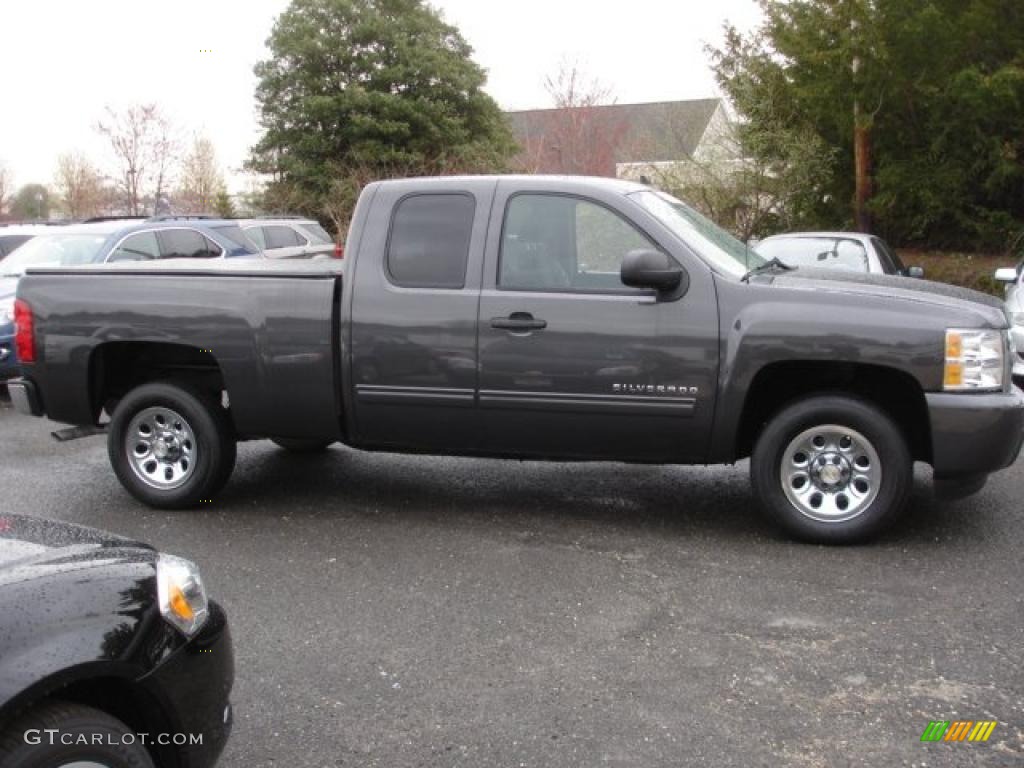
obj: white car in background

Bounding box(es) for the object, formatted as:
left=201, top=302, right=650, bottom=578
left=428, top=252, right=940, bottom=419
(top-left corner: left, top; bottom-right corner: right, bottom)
left=995, top=261, right=1024, bottom=381
left=756, top=232, right=925, bottom=278
left=0, top=224, right=68, bottom=260
left=240, top=216, right=339, bottom=259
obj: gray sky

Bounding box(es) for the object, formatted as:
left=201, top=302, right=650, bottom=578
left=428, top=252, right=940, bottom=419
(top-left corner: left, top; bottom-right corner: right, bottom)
left=0, top=0, right=761, bottom=193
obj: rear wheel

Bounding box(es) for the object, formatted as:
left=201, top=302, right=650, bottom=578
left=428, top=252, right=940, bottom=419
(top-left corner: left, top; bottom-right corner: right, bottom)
left=108, top=382, right=235, bottom=508
left=0, top=700, right=155, bottom=768
left=751, top=395, right=912, bottom=544
left=271, top=438, right=334, bottom=453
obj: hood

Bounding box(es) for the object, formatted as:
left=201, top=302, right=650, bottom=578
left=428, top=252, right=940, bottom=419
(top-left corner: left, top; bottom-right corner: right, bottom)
left=768, top=268, right=1008, bottom=326
left=0, top=514, right=151, bottom=573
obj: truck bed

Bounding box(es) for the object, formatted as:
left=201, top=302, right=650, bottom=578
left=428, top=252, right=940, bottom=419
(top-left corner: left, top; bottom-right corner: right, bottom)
left=19, top=259, right=345, bottom=440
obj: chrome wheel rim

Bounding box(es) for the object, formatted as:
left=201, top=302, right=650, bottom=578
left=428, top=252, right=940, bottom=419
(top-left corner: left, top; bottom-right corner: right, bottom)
left=126, top=406, right=196, bottom=490
left=781, top=424, right=881, bottom=523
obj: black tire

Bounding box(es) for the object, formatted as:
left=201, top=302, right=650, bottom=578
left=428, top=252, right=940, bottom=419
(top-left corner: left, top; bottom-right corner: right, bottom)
left=0, top=700, right=155, bottom=768
left=271, top=437, right=334, bottom=453
left=108, top=381, right=236, bottom=509
left=751, top=395, right=912, bottom=544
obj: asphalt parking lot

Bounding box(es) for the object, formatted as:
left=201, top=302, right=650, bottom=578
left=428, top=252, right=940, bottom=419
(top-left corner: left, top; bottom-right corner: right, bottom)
left=1, top=399, right=1021, bottom=767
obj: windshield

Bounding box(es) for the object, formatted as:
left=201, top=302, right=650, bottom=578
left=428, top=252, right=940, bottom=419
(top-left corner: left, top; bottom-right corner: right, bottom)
left=630, top=189, right=763, bottom=277
left=757, top=236, right=869, bottom=273
left=1, top=233, right=110, bottom=276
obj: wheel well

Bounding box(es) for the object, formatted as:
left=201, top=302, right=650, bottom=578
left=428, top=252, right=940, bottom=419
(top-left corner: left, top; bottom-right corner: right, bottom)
left=90, top=341, right=226, bottom=420
left=35, top=676, right=181, bottom=768
left=735, top=361, right=931, bottom=462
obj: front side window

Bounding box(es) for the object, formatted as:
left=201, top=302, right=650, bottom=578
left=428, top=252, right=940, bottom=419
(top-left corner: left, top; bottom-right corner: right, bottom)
left=500, top=194, right=655, bottom=292
left=387, top=194, right=475, bottom=289
left=108, top=231, right=160, bottom=262
left=159, top=229, right=219, bottom=259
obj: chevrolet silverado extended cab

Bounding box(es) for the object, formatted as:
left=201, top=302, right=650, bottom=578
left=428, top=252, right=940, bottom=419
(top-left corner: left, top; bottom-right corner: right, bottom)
left=8, top=176, right=1024, bottom=544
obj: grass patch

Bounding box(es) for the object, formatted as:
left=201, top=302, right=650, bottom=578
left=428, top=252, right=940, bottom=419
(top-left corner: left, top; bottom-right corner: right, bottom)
left=898, top=250, right=1016, bottom=296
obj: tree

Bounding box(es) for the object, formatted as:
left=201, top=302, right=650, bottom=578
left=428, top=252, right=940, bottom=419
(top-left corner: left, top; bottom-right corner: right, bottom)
left=179, top=135, right=225, bottom=213
left=711, top=0, right=1024, bottom=250
left=53, top=152, right=105, bottom=219
left=249, top=0, right=515, bottom=223
left=96, top=104, right=179, bottom=216
left=213, top=189, right=236, bottom=219
left=516, top=64, right=629, bottom=176
left=10, top=184, right=51, bottom=220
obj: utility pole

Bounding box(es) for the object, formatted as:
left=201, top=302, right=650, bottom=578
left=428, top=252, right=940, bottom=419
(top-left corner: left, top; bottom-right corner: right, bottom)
left=851, top=0, right=873, bottom=233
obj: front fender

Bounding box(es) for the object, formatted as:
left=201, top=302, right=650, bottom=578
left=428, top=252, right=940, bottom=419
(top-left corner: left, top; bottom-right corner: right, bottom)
left=709, top=278, right=956, bottom=462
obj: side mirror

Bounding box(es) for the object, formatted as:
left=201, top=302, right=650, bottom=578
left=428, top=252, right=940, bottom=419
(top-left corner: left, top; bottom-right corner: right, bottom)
left=621, top=249, right=684, bottom=293
left=995, top=267, right=1018, bottom=283
left=907, top=266, right=925, bottom=279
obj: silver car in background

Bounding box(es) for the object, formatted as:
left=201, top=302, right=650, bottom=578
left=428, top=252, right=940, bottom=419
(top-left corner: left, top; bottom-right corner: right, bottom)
left=240, top=216, right=338, bottom=259
left=995, top=262, right=1024, bottom=380
left=756, top=232, right=924, bottom=277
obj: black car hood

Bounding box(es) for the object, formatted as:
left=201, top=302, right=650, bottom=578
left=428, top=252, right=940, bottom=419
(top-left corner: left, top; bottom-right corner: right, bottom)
left=768, top=268, right=1008, bottom=325
left=0, top=515, right=151, bottom=573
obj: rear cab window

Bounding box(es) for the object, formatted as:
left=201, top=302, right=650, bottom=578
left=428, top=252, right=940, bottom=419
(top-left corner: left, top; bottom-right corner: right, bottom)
left=386, top=194, right=475, bottom=289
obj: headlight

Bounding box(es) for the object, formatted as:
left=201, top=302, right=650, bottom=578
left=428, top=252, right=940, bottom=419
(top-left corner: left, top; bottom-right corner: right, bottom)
left=156, top=553, right=209, bottom=636
left=944, top=329, right=1006, bottom=391
left=0, top=298, right=13, bottom=326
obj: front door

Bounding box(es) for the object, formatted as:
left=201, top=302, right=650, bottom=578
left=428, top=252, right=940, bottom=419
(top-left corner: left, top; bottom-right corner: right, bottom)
left=477, top=186, right=719, bottom=462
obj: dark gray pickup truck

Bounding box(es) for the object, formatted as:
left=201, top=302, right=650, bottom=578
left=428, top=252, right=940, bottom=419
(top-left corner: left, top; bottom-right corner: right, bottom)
left=8, top=176, right=1024, bottom=543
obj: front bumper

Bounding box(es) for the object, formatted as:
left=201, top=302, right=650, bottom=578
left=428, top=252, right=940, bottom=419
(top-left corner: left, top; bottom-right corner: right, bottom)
left=141, top=600, right=234, bottom=768
left=927, top=387, right=1024, bottom=478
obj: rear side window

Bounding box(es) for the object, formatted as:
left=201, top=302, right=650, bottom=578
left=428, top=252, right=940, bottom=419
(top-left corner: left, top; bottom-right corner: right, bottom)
left=211, top=225, right=260, bottom=256
left=109, top=231, right=160, bottom=261
left=387, top=194, right=475, bottom=289
left=159, top=229, right=220, bottom=259
left=265, top=225, right=304, bottom=249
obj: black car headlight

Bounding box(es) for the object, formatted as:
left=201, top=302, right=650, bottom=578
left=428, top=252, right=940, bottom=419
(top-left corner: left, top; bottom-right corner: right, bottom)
left=156, top=553, right=209, bottom=637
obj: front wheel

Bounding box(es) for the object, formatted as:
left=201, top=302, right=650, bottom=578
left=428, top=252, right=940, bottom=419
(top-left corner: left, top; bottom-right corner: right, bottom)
left=0, top=700, right=156, bottom=768
left=108, top=382, right=236, bottom=509
left=751, top=395, right=912, bottom=544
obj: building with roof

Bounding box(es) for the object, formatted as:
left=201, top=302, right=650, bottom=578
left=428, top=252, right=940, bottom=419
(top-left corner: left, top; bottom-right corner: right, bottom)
left=506, top=98, right=737, bottom=180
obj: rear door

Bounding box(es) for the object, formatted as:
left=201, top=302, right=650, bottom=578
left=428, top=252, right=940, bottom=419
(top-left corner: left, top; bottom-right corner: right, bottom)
left=476, top=181, right=720, bottom=462
left=348, top=180, right=495, bottom=451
